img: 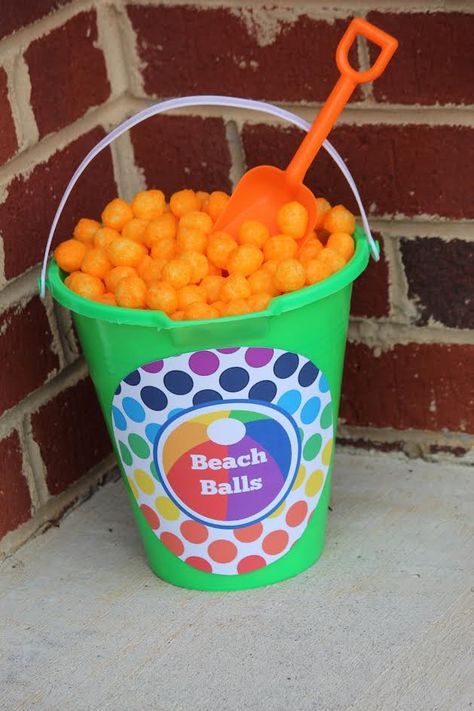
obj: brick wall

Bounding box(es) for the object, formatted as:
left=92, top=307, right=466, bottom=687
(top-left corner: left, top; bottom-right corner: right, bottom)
left=1, top=1, right=473, bottom=553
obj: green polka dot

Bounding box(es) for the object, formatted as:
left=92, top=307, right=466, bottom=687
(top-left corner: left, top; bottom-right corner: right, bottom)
left=320, top=403, right=332, bottom=430
left=303, top=433, right=322, bottom=461
left=128, top=433, right=150, bottom=459
left=298, top=427, right=304, bottom=441
left=119, top=441, right=132, bottom=466
left=150, top=461, right=158, bottom=478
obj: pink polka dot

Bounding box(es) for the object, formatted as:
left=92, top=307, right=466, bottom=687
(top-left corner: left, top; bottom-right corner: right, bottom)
left=218, top=348, right=239, bottom=354
left=160, top=532, right=184, bottom=556
left=237, top=555, right=267, bottom=574
left=286, top=501, right=308, bottom=527
left=262, top=529, right=289, bottom=555
left=142, top=360, right=163, bottom=373
left=180, top=520, right=209, bottom=544
left=208, top=539, right=237, bottom=563
left=140, top=505, right=160, bottom=530
left=189, top=351, right=219, bottom=376
left=185, top=556, right=213, bottom=573
left=245, top=347, right=274, bottom=367
left=233, top=522, right=263, bottom=543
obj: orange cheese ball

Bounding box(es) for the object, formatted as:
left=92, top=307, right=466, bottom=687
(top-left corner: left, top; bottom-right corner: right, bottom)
left=205, top=191, right=230, bottom=222
left=263, top=234, right=297, bottom=261
left=276, top=201, right=308, bottom=239
left=54, top=239, right=87, bottom=273
left=106, top=238, right=146, bottom=267
left=238, top=220, right=269, bottom=248
left=195, top=191, right=210, bottom=209
left=94, top=227, right=120, bottom=249
left=248, top=293, right=272, bottom=312
left=262, top=259, right=280, bottom=276
left=318, top=247, right=346, bottom=273
left=179, top=210, right=213, bottom=234
left=298, top=237, right=324, bottom=264
left=314, top=197, right=331, bottom=229
left=105, top=266, right=137, bottom=292
left=131, top=190, right=165, bottom=220
left=81, top=247, right=112, bottom=280
left=170, top=189, right=200, bottom=217
left=137, top=256, right=166, bottom=284
left=73, top=218, right=100, bottom=244
left=206, top=231, right=237, bottom=269
left=115, top=275, right=147, bottom=309
left=211, top=300, right=226, bottom=315
left=326, top=232, right=355, bottom=261
left=97, top=293, right=117, bottom=306
left=323, top=205, right=356, bottom=235
left=223, top=299, right=250, bottom=317
left=177, top=226, right=207, bottom=254
left=220, top=274, right=251, bottom=302
left=162, top=259, right=192, bottom=289
left=201, top=275, right=225, bottom=302
left=207, top=262, right=222, bottom=276
left=150, top=235, right=176, bottom=261
left=177, top=284, right=207, bottom=310
left=144, top=213, right=177, bottom=247
left=65, top=272, right=105, bottom=300
left=180, top=250, right=209, bottom=283
left=101, top=198, right=134, bottom=231
left=248, top=268, right=276, bottom=296
left=227, top=244, right=263, bottom=277
left=184, top=302, right=219, bottom=321
left=305, top=259, right=333, bottom=285
left=274, top=259, right=306, bottom=293
left=170, top=310, right=185, bottom=321
left=122, top=218, right=149, bottom=243
left=146, top=282, right=178, bottom=314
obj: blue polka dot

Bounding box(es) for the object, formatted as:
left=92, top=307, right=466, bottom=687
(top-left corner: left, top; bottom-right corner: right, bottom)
left=164, top=370, right=193, bottom=395
left=167, top=408, right=184, bottom=420
left=112, top=406, right=126, bottom=431
left=145, top=423, right=161, bottom=444
left=273, top=352, right=299, bottom=379
left=124, top=370, right=141, bottom=386
left=277, top=389, right=302, bottom=414
left=115, top=384, right=121, bottom=396
left=300, top=397, right=321, bottom=424
left=122, top=397, right=145, bottom=423
left=249, top=380, right=277, bottom=402
left=141, top=386, right=168, bottom=411
left=193, top=389, right=223, bottom=405
left=219, top=367, right=249, bottom=393
left=298, top=361, right=319, bottom=387
left=319, top=375, right=330, bottom=393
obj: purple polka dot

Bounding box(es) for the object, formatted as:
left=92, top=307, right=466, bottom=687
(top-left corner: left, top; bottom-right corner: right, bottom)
left=217, top=348, right=239, bottom=354
left=189, top=351, right=219, bottom=376
left=142, top=360, right=164, bottom=373
left=245, top=347, right=274, bottom=368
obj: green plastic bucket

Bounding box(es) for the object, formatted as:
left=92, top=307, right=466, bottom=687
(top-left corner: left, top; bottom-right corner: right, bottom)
left=42, top=97, right=374, bottom=591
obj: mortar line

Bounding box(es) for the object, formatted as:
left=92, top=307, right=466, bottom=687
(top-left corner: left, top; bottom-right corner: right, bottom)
left=95, top=2, right=129, bottom=99
left=347, top=319, right=474, bottom=348
left=20, top=416, right=49, bottom=508
left=112, top=0, right=146, bottom=97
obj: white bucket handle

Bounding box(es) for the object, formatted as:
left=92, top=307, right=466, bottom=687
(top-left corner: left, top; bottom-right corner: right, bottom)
left=40, top=95, right=378, bottom=297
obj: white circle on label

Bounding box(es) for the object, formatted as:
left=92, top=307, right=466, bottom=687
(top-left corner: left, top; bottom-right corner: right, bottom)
left=207, top=417, right=245, bottom=446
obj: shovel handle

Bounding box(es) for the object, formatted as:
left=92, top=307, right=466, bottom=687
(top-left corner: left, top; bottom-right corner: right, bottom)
left=337, top=17, right=398, bottom=84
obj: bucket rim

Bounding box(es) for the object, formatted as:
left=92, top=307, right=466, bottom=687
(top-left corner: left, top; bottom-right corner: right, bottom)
left=46, top=227, right=370, bottom=328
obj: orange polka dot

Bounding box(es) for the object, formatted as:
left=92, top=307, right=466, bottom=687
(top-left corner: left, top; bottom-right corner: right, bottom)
left=237, top=555, right=266, bottom=574
left=180, top=520, right=209, bottom=544
left=262, top=529, right=289, bottom=555
left=233, top=522, right=263, bottom=543
left=185, top=556, right=212, bottom=573
left=160, top=532, right=184, bottom=556
left=208, top=539, right=237, bottom=563
left=140, top=504, right=160, bottom=530
left=286, top=501, right=308, bottom=528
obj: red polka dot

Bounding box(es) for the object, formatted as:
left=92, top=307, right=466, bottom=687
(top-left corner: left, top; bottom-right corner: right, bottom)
left=262, top=529, right=289, bottom=555
left=233, top=522, right=263, bottom=543
left=286, top=501, right=308, bottom=527
left=140, top=504, right=160, bottom=530
left=160, top=532, right=184, bottom=556
left=208, top=539, right=237, bottom=563
left=180, top=520, right=209, bottom=544
left=237, top=555, right=267, bottom=574
left=185, top=556, right=213, bottom=573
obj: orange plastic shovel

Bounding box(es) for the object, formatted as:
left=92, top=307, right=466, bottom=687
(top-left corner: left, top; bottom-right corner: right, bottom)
left=214, top=17, right=398, bottom=237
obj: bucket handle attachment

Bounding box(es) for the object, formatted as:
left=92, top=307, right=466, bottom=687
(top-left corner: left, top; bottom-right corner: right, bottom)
left=40, top=95, right=379, bottom=298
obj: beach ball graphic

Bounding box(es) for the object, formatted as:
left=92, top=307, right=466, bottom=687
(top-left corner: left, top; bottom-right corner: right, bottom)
left=155, top=402, right=300, bottom=528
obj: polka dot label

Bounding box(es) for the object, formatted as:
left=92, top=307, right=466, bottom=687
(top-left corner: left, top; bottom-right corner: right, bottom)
left=111, top=347, right=333, bottom=576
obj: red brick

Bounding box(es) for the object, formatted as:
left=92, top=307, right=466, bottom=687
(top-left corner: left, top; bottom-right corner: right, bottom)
left=340, top=342, right=474, bottom=433
left=0, top=127, right=116, bottom=280
left=0, top=297, right=60, bottom=416
left=127, top=5, right=360, bottom=103
left=241, top=122, right=474, bottom=218
left=0, top=431, right=32, bottom=539
left=25, top=11, right=110, bottom=138
left=0, top=67, right=18, bottom=164
left=31, top=378, right=111, bottom=496
left=351, top=234, right=390, bottom=318
left=131, top=115, right=232, bottom=195
left=367, top=12, right=474, bottom=106
left=401, top=237, right=474, bottom=329
left=0, top=1, right=71, bottom=40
